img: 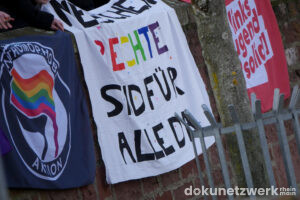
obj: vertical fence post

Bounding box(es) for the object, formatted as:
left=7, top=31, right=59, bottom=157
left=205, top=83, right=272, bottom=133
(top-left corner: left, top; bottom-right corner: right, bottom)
left=175, top=113, right=207, bottom=200
left=183, top=110, right=216, bottom=200
left=251, top=93, right=276, bottom=188
left=228, top=105, right=255, bottom=199
left=202, top=105, right=233, bottom=200
left=273, top=89, right=298, bottom=194
left=288, top=85, right=300, bottom=155
left=176, top=87, right=300, bottom=198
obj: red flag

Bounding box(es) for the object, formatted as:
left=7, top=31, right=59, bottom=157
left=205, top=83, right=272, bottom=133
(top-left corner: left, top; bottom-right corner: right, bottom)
left=225, top=0, right=290, bottom=112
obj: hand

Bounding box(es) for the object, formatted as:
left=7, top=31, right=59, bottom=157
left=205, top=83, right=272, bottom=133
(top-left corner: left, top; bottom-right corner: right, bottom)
left=35, top=0, right=49, bottom=4
left=0, top=11, right=14, bottom=30
left=50, top=18, right=64, bottom=31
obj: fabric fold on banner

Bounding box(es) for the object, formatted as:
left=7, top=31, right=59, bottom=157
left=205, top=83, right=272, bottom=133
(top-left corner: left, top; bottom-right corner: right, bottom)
left=0, top=128, right=12, bottom=155
left=0, top=31, right=96, bottom=189
left=44, top=0, right=215, bottom=184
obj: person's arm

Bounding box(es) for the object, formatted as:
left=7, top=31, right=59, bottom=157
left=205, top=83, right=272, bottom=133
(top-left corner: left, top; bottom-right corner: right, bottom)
left=13, top=0, right=52, bottom=29
left=13, top=0, right=63, bottom=31
left=35, top=0, right=64, bottom=31
left=0, top=11, right=14, bottom=30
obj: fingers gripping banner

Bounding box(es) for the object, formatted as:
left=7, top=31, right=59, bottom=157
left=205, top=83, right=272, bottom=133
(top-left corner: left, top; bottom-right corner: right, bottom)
left=44, top=0, right=215, bottom=184
left=225, top=0, right=290, bottom=112
left=0, top=31, right=96, bottom=188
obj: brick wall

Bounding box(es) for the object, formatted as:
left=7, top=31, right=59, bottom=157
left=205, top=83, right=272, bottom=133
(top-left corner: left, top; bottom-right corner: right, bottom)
left=7, top=0, right=300, bottom=200
left=268, top=0, right=300, bottom=189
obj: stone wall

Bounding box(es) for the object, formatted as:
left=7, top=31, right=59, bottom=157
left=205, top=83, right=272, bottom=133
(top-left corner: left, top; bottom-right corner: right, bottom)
left=4, top=0, right=300, bottom=200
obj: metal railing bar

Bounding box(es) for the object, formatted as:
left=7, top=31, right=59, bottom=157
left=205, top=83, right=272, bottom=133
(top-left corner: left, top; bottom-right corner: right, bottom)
left=273, top=93, right=298, bottom=194
left=175, top=112, right=194, bottom=133
left=288, top=86, right=300, bottom=155
left=275, top=119, right=298, bottom=193
left=199, top=113, right=295, bottom=138
left=202, top=105, right=233, bottom=200
left=191, top=129, right=208, bottom=200
left=175, top=113, right=207, bottom=200
left=213, top=127, right=233, bottom=200
left=291, top=111, right=300, bottom=156
left=252, top=97, right=276, bottom=187
left=202, top=104, right=218, bottom=127
left=175, top=87, right=300, bottom=198
left=199, top=128, right=217, bottom=200
left=228, top=105, right=255, bottom=200
left=272, top=89, right=281, bottom=113
left=288, top=85, right=299, bottom=110
left=183, top=110, right=216, bottom=200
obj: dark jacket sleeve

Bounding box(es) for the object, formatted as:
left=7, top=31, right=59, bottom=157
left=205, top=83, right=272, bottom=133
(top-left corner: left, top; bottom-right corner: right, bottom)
left=14, top=0, right=54, bottom=29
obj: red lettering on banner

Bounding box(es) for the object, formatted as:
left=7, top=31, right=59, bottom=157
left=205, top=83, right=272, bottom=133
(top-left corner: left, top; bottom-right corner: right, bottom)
left=244, top=0, right=251, bottom=16
left=244, top=61, right=250, bottom=78
left=109, top=38, right=125, bottom=72
left=243, top=29, right=250, bottom=45
left=246, top=21, right=254, bottom=40
left=94, top=40, right=105, bottom=55
left=228, top=10, right=235, bottom=33
left=226, top=0, right=290, bottom=112
left=238, top=1, right=248, bottom=23
left=260, top=32, right=269, bottom=55
left=226, top=0, right=273, bottom=82
left=252, top=8, right=260, bottom=33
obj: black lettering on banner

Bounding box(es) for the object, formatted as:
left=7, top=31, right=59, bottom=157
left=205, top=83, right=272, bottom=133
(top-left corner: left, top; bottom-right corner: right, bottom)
left=69, top=3, right=99, bottom=27
left=142, top=0, right=157, bottom=5
left=153, top=123, right=175, bottom=156
left=134, top=130, right=155, bottom=162
left=93, top=0, right=157, bottom=22
left=128, top=84, right=145, bottom=116
left=154, top=67, right=171, bottom=101
left=61, top=1, right=71, bottom=13
left=113, top=0, right=150, bottom=14
left=168, top=117, right=185, bottom=148
left=167, top=67, right=185, bottom=97
left=144, top=75, right=154, bottom=110
left=123, top=85, right=132, bottom=115
left=50, top=1, right=72, bottom=26
left=97, top=13, right=126, bottom=21
left=101, top=8, right=130, bottom=20
left=144, top=129, right=165, bottom=159
left=118, top=132, right=136, bottom=164
left=101, top=85, right=123, bottom=117
left=90, top=13, right=116, bottom=23
left=116, top=110, right=192, bottom=164
left=50, top=0, right=158, bottom=25
left=108, top=6, right=131, bottom=17
left=181, top=111, right=196, bottom=142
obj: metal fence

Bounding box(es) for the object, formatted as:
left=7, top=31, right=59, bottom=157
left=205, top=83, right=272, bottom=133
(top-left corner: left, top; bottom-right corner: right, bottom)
left=175, top=86, right=300, bottom=200
left=1, top=86, right=300, bottom=200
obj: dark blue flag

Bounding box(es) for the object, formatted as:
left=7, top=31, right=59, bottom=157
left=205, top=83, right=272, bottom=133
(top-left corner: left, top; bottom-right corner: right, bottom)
left=0, top=31, right=96, bottom=189
left=0, top=128, right=12, bottom=155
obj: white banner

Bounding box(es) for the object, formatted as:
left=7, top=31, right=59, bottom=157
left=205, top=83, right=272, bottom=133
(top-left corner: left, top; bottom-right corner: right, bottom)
left=44, top=0, right=215, bottom=184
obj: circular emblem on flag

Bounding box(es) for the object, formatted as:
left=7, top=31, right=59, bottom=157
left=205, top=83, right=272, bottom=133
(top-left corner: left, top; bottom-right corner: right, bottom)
left=0, top=42, right=71, bottom=181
